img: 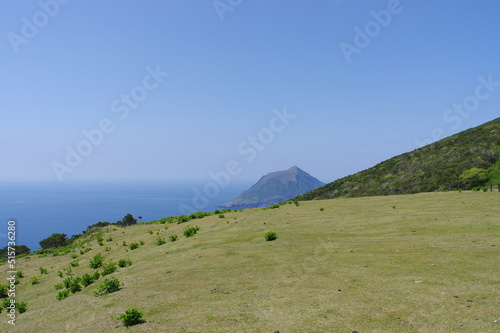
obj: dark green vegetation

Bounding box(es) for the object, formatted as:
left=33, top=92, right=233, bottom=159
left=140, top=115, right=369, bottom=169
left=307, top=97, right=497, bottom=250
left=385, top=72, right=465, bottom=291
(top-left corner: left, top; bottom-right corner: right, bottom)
left=118, top=308, right=144, bottom=327
left=221, top=166, right=325, bottom=209
left=298, top=117, right=500, bottom=200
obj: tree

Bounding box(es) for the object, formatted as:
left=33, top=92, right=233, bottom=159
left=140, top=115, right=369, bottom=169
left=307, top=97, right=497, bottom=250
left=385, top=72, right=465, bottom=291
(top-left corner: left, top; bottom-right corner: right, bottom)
left=0, top=245, right=31, bottom=258
left=39, top=233, right=68, bottom=249
left=459, top=168, right=488, bottom=188
left=116, top=214, right=137, bottom=226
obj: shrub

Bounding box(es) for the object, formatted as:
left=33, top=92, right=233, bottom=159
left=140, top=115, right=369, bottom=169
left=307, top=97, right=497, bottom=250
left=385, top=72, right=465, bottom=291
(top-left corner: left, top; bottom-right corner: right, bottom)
left=39, top=267, right=48, bottom=274
left=148, top=230, right=153, bottom=235
left=81, top=273, right=99, bottom=287
left=54, top=283, right=64, bottom=290
left=177, top=215, right=190, bottom=224
left=89, top=253, right=104, bottom=269
left=139, top=240, right=145, bottom=246
left=106, top=237, right=113, bottom=242
left=63, top=277, right=75, bottom=289
left=56, top=290, right=70, bottom=300
left=30, top=276, right=40, bottom=285
left=18, top=302, right=27, bottom=313
left=122, top=241, right=127, bottom=246
left=219, top=214, right=225, bottom=218
left=118, top=259, right=132, bottom=267
left=62, top=267, right=73, bottom=276
left=71, top=253, right=78, bottom=259
left=16, top=271, right=24, bottom=278
left=129, top=242, right=139, bottom=250
left=0, top=284, right=8, bottom=298
left=183, top=226, right=200, bottom=238
left=57, top=270, right=63, bottom=278
left=320, top=207, right=325, bottom=211
left=94, top=277, right=121, bottom=296
left=69, top=279, right=82, bottom=293
left=118, top=308, right=144, bottom=327
left=265, top=232, right=278, bottom=242
left=154, top=238, right=166, bottom=246
left=2, top=298, right=11, bottom=308
left=70, top=261, right=79, bottom=267
left=102, top=262, right=117, bottom=276
left=169, top=235, right=178, bottom=242
left=268, top=204, right=280, bottom=209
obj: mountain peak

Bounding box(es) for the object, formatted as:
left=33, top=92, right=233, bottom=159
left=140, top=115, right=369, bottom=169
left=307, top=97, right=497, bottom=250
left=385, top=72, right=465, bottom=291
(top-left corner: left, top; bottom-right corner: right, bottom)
left=220, top=166, right=324, bottom=209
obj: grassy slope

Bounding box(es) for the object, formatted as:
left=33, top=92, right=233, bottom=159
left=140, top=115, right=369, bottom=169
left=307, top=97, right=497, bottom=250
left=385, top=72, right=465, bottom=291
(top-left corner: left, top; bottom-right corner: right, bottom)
left=1, top=192, right=499, bottom=333
left=297, top=117, right=500, bottom=200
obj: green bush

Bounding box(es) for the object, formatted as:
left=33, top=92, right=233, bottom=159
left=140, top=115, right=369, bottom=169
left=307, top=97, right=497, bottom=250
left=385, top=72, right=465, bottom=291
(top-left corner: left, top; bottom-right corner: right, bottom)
left=183, top=226, right=200, bottom=238
left=0, top=285, right=8, bottom=298
left=70, top=261, right=79, bottom=267
left=89, top=253, right=104, bottom=269
left=320, top=207, right=325, bottom=211
left=102, top=262, right=117, bottom=276
left=30, top=276, right=40, bottom=285
left=219, top=214, right=225, bottom=218
left=94, top=277, right=121, bottom=296
left=177, top=215, right=190, bottom=224
left=169, top=235, right=178, bottom=242
left=118, top=259, right=132, bottom=267
left=129, top=242, right=139, bottom=250
left=154, top=238, right=166, bottom=246
left=118, top=308, right=144, bottom=327
left=54, top=283, right=64, bottom=290
left=71, top=253, right=78, bottom=259
left=265, top=231, right=278, bottom=242
left=81, top=272, right=100, bottom=287
left=39, top=267, right=48, bottom=274
left=69, top=279, right=82, bottom=293
left=56, top=290, right=70, bottom=300
left=18, top=302, right=27, bottom=314
left=16, top=271, right=24, bottom=278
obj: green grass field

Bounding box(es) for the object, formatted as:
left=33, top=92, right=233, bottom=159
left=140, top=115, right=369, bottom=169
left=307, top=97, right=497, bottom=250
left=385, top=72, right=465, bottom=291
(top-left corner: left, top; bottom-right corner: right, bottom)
left=1, top=191, right=499, bottom=332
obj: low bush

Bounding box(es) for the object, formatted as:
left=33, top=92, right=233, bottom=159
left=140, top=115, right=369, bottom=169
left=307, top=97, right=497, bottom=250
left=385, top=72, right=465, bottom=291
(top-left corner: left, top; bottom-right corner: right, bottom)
left=118, top=308, right=144, bottom=327
left=118, top=259, right=132, bottom=267
left=265, top=231, right=278, bottom=242
left=102, top=262, right=117, bottom=276
left=154, top=238, right=166, bottom=246
left=39, top=267, right=48, bottom=275
left=183, top=226, right=200, bottom=238
left=18, top=302, right=27, bottom=313
left=129, top=242, right=140, bottom=250
left=94, top=277, right=121, bottom=296
left=169, top=235, right=178, bottom=242
left=56, top=290, right=70, bottom=300
left=89, top=253, right=104, bottom=269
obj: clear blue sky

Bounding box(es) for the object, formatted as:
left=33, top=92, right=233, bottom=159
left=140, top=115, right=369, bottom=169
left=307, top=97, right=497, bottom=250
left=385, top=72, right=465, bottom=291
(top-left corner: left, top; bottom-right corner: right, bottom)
left=1, top=0, right=499, bottom=183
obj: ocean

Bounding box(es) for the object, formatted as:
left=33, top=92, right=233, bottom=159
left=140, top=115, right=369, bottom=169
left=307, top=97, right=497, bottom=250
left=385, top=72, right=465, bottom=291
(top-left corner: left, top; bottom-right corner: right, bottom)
left=0, top=180, right=252, bottom=252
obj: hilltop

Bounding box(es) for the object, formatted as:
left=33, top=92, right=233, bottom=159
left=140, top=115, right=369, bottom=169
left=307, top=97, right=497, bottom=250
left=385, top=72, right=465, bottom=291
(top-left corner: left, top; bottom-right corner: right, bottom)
left=298, top=117, right=500, bottom=201
left=220, top=166, right=324, bottom=209
left=1, top=191, right=499, bottom=332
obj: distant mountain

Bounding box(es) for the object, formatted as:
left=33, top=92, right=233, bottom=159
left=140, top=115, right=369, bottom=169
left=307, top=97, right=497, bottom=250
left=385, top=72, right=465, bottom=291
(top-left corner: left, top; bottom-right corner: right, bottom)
left=297, top=117, right=500, bottom=201
left=221, top=166, right=325, bottom=209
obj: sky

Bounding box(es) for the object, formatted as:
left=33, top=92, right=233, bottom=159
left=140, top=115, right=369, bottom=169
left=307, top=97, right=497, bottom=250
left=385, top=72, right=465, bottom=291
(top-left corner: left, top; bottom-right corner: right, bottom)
left=1, top=0, right=500, bottom=184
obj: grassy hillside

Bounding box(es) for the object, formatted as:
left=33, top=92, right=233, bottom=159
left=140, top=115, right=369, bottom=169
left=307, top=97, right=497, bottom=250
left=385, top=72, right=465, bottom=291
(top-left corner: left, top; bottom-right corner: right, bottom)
left=298, top=117, right=500, bottom=201
left=1, top=191, right=499, bottom=332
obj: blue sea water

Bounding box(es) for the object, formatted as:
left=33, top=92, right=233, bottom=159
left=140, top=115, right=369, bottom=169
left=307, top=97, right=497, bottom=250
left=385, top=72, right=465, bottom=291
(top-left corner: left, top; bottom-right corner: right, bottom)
left=0, top=180, right=251, bottom=252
